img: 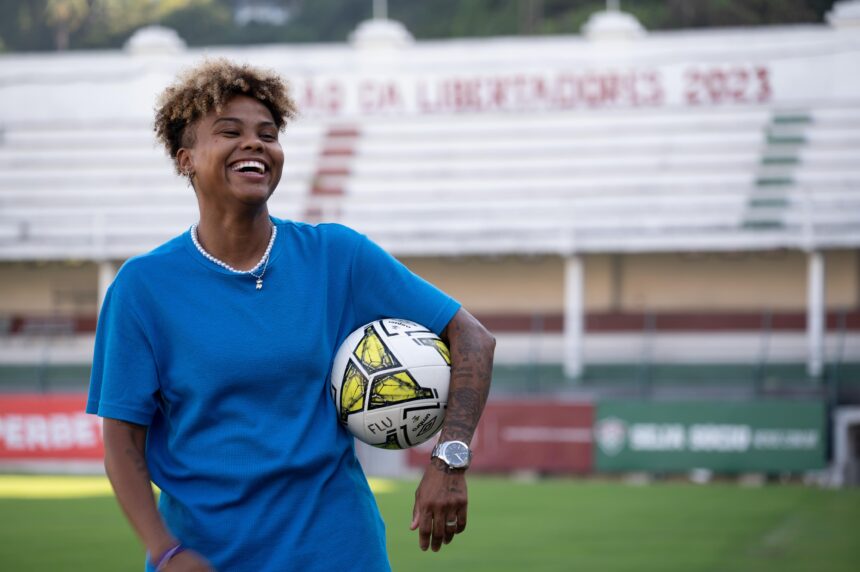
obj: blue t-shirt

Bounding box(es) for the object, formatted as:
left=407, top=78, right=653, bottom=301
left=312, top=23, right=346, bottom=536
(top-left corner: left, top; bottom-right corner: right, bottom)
left=86, top=218, right=460, bottom=572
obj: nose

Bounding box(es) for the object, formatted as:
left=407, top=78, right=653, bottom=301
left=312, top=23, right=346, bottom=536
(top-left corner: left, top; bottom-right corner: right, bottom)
left=241, top=133, right=264, bottom=151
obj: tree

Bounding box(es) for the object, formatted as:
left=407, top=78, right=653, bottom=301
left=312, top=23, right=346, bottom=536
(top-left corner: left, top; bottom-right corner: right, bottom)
left=662, top=0, right=819, bottom=28
left=44, top=0, right=89, bottom=50
left=0, top=0, right=842, bottom=52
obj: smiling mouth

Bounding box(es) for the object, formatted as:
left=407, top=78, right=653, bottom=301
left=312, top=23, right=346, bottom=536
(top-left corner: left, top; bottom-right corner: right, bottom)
left=230, top=160, right=267, bottom=174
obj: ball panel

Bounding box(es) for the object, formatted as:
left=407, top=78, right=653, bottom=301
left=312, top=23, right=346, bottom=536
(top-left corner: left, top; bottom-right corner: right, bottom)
left=406, top=365, right=451, bottom=402
left=377, top=325, right=450, bottom=370
left=413, top=337, right=451, bottom=365
left=376, top=431, right=403, bottom=450
left=339, top=359, right=368, bottom=424
left=368, top=369, right=436, bottom=411
left=378, top=318, right=434, bottom=337
left=400, top=403, right=445, bottom=446
left=353, top=324, right=402, bottom=374
left=360, top=408, right=399, bottom=443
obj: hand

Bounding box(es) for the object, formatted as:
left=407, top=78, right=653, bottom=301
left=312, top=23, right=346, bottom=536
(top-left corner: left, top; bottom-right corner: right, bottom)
left=162, top=549, right=215, bottom=571
left=410, top=459, right=468, bottom=552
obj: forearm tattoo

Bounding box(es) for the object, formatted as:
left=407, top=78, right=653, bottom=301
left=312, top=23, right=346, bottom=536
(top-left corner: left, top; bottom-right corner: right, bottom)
left=441, top=312, right=495, bottom=444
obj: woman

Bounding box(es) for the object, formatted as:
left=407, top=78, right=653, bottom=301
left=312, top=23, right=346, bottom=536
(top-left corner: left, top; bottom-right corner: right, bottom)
left=86, top=59, right=495, bottom=571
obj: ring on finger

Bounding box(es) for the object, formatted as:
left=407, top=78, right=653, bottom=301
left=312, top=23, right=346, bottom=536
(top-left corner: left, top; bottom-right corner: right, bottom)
left=445, top=518, right=458, bottom=527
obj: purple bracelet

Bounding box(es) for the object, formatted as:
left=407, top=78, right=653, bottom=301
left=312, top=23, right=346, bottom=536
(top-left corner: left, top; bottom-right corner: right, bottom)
left=152, top=543, right=185, bottom=571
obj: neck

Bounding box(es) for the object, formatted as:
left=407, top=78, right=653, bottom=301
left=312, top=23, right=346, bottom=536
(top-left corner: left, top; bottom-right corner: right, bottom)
left=195, top=206, right=273, bottom=272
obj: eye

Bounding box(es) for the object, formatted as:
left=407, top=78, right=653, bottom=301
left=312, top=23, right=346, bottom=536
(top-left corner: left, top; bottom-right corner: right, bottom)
left=221, top=130, right=240, bottom=137
left=260, top=132, right=277, bottom=141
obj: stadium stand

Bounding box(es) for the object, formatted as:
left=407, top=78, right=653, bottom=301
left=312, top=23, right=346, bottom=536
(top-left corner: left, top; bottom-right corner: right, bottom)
left=0, top=11, right=858, bottom=400
left=2, top=104, right=858, bottom=258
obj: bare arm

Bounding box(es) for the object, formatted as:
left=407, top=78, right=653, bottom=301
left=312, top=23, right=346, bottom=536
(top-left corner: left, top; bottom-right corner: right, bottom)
left=410, top=308, right=495, bottom=552
left=102, top=418, right=212, bottom=571
left=437, top=308, right=495, bottom=445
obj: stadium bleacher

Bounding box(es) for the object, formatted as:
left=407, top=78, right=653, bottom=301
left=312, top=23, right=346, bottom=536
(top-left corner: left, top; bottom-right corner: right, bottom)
left=2, top=103, right=858, bottom=259
left=0, top=16, right=858, bottom=399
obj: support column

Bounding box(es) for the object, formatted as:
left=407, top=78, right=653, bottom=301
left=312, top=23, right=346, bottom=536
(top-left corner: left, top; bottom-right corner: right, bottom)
left=97, top=261, right=117, bottom=312
left=373, top=0, right=387, bottom=19
left=564, top=255, right=585, bottom=380
left=807, top=251, right=825, bottom=379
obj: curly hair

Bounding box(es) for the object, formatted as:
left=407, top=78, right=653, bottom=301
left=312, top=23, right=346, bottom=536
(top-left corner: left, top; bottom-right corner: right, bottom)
left=154, top=59, right=297, bottom=172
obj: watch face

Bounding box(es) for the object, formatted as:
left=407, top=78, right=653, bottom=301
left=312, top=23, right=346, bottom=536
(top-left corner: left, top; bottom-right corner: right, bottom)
left=445, top=442, right=470, bottom=467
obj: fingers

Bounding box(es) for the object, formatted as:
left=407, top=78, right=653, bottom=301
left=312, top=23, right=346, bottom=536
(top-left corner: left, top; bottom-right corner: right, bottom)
left=417, top=508, right=433, bottom=551
left=443, top=515, right=458, bottom=545
left=456, top=506, right=468, bottom=534
left=433, top=509, right=468, bottom=550
left=431, top=510, right=446, bottom=552
left=443, top=505, right=467, bottom=544
left=412, top=468, right=469, bottom=552
left=414, top=507, right=455, bottom=551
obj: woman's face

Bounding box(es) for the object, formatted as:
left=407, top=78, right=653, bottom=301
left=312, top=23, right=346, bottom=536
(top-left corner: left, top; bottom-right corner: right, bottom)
left=178, top=95, right=284, bottom=208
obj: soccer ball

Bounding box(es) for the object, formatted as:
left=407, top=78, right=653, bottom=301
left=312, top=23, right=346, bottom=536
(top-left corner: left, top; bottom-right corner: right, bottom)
left=330, top=318, right=451, bottom=449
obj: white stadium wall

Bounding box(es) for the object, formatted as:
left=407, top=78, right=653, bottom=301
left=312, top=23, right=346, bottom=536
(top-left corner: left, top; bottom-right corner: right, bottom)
left=2, top=22, right=860, bottom=122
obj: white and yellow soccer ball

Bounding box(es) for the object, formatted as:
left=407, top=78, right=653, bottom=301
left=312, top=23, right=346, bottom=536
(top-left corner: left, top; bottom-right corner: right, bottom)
left=330, top=318, right=451, bottom=449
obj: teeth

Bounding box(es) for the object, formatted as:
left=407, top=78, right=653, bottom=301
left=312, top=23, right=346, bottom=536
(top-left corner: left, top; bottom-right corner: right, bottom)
left=231, top=160, right=266, bottom=173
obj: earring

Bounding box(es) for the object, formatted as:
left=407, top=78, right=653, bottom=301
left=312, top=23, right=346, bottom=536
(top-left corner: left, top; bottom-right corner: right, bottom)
left=182, top=168, right=195, bottom=186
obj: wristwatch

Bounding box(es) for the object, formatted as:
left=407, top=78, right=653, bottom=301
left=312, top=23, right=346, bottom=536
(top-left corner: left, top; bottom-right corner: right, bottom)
left=431, top=440, right=472, bottom=471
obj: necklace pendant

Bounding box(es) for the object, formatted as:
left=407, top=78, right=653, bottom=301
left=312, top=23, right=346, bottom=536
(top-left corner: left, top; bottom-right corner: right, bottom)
left=256, top=278, right=263, bottom=290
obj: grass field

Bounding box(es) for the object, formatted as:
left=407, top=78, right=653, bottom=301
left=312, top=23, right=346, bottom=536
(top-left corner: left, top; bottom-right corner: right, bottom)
left=0, top=476, right=858, bottom=571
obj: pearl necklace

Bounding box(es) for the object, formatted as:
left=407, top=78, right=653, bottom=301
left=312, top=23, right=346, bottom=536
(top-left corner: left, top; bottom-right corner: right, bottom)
left=190, top=223, right=277, bottom=291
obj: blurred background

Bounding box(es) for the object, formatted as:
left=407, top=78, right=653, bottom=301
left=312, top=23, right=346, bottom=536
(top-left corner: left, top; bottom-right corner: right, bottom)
left=1, top=1, right=859, bottom=571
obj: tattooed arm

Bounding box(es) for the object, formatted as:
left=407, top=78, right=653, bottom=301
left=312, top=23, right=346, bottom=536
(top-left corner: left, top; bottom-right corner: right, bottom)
left=410, top=308, right=495, bottom=552
left=102, top=419, right=212, bottom=571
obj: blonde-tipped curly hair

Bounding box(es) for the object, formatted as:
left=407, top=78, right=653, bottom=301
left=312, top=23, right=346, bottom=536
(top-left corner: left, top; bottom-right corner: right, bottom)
left=154, top=59, right=297, bottom=172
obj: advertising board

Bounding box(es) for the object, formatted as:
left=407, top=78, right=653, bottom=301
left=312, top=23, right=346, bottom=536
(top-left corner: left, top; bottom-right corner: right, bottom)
left=0, top=394, right=102, bottom=462
left=594, top=401, right=826, bottom=472
left=408, top=400, right=594, bottom=473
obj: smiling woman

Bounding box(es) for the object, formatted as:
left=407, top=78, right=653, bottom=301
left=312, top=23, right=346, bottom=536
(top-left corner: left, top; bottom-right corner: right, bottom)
left=85, top=58, right=495, bottom=572
left=153, top=59, right=296, bottom=274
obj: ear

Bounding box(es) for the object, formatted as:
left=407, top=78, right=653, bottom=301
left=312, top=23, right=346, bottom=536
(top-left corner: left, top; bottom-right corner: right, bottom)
left=176, top=147, right=194, bottom=176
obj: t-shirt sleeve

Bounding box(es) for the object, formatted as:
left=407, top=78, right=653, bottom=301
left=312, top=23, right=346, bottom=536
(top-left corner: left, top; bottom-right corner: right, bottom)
left=86, top=280, right=160, bottom=425
left=349, top=233, right=461, bottom=336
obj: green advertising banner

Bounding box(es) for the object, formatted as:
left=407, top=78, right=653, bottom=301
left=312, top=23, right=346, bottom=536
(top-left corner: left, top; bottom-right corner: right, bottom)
left=595, top=401, right=826, bottom=472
